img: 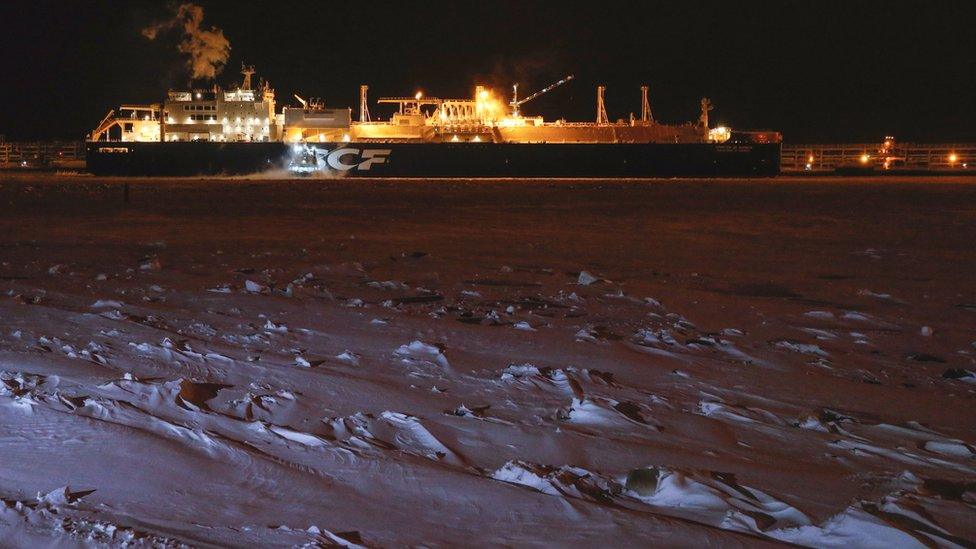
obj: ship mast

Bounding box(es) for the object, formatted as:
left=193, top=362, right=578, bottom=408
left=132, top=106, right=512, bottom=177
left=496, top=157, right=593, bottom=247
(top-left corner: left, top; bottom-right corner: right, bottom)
left=699, top=97, right=712, bottom=129
left=359, top=85, right=371, bottom=122
left=641, top=85, right=652, bottom=124
left=596, top=86, right=609, bottom=125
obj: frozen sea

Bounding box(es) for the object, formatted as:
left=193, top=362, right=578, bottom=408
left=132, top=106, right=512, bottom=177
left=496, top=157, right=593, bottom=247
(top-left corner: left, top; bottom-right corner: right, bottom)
left=0, top=174, right=974, bottom=547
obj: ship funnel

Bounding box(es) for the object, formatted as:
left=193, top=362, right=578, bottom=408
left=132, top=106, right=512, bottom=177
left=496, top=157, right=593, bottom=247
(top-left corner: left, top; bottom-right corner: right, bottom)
left=241, top=64, right=256, bottom=90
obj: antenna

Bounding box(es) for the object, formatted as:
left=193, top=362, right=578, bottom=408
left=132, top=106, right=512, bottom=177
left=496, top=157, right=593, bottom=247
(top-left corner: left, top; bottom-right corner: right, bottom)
left=360, top=85, right=371, bottom=122
left=596, top=86, right=609, bottom=125
left=641, top=85, right=652, bottom=124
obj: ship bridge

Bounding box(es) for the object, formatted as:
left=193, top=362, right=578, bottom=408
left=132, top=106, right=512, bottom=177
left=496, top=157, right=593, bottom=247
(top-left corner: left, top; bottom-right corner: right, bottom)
left=162, top=66, right=279, bottom=143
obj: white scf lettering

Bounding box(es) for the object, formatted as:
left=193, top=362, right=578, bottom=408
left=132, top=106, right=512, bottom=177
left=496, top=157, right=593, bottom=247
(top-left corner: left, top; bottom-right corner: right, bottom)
left=326, top=148, right=361, bottom=170
left=325, top=148, right=391, bottom=171
left=358, top=149, right=391, bottom=171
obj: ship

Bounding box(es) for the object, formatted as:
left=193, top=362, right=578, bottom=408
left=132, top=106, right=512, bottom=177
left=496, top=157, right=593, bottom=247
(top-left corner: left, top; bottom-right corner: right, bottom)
left=86, top=65, right=781, bottom=177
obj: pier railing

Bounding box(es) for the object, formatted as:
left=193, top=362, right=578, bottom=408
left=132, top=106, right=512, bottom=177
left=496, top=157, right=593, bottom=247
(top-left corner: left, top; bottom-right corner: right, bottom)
left=782, top=142, right=974, bottom=172
left=0, top=140, right=86, bottom=167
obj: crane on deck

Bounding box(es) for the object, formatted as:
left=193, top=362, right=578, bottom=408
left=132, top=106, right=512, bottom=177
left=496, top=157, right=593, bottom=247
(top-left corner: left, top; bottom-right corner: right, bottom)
left=509, top=75, right=574, bottom=117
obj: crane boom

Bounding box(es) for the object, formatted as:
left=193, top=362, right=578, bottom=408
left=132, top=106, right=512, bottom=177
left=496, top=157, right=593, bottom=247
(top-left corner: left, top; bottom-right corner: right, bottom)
left=510, top=75, right=574, bottom=115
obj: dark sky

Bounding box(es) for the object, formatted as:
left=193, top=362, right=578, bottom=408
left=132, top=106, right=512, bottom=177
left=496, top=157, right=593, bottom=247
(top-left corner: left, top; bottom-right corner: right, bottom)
left=1, top=0, right=973, bottom=142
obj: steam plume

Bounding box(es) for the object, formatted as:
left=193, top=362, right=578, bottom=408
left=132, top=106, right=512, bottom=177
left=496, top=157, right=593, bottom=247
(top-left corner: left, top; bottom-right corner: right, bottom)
left=142, top=3, right=231, bottom=80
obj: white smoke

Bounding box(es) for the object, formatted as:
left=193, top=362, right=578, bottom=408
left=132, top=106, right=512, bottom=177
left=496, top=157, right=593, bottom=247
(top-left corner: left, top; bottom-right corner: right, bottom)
left=142, top=3, right=231, bottom=80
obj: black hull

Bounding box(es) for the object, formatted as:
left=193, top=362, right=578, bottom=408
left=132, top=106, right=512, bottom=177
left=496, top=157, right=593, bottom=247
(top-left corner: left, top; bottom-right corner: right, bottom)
left=86, top=141, right=780, bottom=177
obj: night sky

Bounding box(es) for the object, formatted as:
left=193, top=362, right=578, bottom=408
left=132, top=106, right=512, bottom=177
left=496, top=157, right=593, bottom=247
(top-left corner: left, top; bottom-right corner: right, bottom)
left=1, top=0, right=973, bottom=142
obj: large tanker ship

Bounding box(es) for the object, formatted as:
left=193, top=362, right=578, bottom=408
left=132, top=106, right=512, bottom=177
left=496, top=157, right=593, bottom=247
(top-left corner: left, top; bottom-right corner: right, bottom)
left=86, top=66, right=780, bottom=177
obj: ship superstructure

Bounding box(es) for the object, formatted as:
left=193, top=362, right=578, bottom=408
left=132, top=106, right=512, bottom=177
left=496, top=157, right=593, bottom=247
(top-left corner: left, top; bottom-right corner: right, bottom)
left=90, top=65, right=350, bottom=144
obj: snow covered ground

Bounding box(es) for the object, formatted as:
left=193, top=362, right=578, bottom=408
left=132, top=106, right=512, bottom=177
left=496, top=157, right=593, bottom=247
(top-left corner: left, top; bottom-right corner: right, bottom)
left=0, top=174, right=974, bottom=547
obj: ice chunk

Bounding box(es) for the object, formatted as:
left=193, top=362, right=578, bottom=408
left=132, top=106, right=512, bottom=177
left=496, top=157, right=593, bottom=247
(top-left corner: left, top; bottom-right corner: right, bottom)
left=264, top=320, right=287, bottom=333
left=394, top=340, right=450, bottom=369
left=269, top=425, right=325, bottom=447
left=923, top=440, right=974, bottom=458
left=378, top=411, right=463, bottom=464
left=336, top=350, right=360, bottom=366
left=942, top=369, right=976, bottom=382
left=367, top=280, right=407, bottom=290
left=139, top=257, right=161, bottom=270
left=775, top=340, right=830, bottom=357
left=91, top=299, right=124, bottom=309
left=500, top=363, right=540, bottom=381
left=577, top=270, right=599, bottom=285
left=492, top=461, right=562, bottom=496
left=769, top=505, right=937, bottom=548
left=207, top=284, right=233, bottom=293
left=575, top=327, right=596, bottom=342
left=842, top=311, right=871, bottom=321
left=245, top=280, right=268, bottom=293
